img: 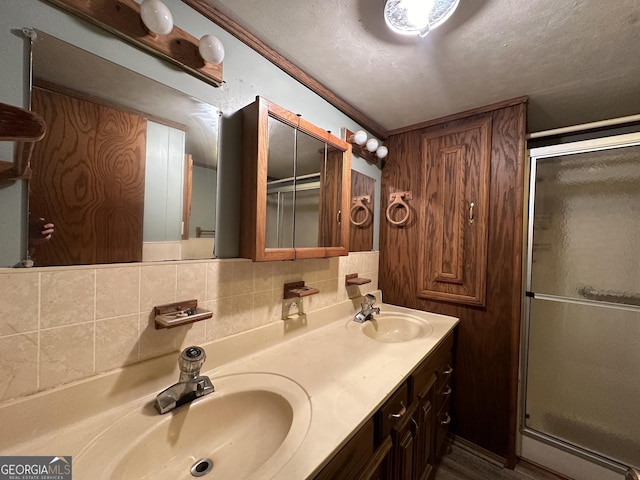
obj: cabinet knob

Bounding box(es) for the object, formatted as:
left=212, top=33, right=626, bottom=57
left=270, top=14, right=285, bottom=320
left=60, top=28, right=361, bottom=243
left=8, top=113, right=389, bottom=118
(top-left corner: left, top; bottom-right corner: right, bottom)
left=442, top=365, right=453, bottom=375
left=442, top=386, right=452, bottom=396
left=440, top=413, right=452, bottom=425
left=388, top=401, right=407, bottom=419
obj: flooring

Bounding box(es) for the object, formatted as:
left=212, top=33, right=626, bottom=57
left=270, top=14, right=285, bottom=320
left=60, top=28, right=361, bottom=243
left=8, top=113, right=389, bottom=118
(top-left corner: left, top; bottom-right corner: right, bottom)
left=433, top=444, right=566, bottom=480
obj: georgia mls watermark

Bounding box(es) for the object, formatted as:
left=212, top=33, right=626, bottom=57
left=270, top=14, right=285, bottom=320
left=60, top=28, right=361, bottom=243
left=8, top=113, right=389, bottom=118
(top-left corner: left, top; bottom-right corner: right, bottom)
left=0, top=457, right=72, bottom=480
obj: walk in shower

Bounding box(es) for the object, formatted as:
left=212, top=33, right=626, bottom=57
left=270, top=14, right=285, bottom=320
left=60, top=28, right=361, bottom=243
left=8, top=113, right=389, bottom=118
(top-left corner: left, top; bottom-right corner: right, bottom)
left=522, top=132, right=640, bottom=477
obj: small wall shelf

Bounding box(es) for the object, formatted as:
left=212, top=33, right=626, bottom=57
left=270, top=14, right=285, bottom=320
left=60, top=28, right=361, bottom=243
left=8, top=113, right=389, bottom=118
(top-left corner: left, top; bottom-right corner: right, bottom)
left=284, top=281, right=319, bottom=298
left=345, top=273, right=372, bottom=286
left=154, top=299, right=212, bottom=329
left=0, top=102, right=46, bottom=181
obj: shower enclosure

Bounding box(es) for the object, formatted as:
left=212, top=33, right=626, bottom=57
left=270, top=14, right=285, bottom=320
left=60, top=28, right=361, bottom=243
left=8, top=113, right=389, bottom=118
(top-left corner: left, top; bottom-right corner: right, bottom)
left=522, top=132, right=640, bottom=475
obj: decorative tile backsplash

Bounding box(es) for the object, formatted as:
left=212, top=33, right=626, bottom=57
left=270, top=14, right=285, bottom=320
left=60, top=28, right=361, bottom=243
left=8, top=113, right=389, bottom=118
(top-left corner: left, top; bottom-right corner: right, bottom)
left=0, top=252, right=378, bottom=403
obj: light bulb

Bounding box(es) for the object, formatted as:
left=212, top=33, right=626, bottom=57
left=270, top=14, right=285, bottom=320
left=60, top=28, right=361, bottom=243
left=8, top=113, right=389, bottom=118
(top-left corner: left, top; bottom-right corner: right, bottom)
left=352, top=130, right=367, bottom=146
left=376, top=145, right=389, bottom=159
left=140, top=0, right=174, bottom=36
left=199, top=35, right=225, bottom=64
left=383, top=0, right=459, bottom=37
left=365, top=138, right=379, bottom=152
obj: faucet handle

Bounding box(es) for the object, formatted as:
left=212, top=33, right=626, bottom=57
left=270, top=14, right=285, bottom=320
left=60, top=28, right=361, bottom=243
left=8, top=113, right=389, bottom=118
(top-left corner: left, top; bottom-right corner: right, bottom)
left=363, top=293, right=376, bottom=306
left=179, top=346, right=206, bottom=375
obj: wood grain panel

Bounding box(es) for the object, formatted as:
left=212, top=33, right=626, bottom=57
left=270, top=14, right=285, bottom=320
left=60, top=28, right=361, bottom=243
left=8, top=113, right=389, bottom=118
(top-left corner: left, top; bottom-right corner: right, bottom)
left=380, top=100, right=527, bottom=466
left=417, top=117, right=492, bottom=306
left=93, top=103, right=145, bottom=264
left=320, top=148, right=345, bottom=249
left=435, top=145, right=466, bottom=283
left=29, top=87, right=145, bottom=266
left=349, top=170, right=375, bottom=252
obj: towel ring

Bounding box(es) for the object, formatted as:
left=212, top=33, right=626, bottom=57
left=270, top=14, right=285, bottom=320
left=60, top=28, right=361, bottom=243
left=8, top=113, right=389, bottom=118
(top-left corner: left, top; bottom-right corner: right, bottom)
left=350, top=196, right=371, bottom=227
left=386, top=191, right=412, bottom=227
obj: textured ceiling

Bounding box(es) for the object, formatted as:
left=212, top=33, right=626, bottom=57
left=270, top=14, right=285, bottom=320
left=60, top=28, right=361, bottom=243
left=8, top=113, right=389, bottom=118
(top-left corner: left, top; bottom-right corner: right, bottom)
left=203, top=0, right=640, bottom=133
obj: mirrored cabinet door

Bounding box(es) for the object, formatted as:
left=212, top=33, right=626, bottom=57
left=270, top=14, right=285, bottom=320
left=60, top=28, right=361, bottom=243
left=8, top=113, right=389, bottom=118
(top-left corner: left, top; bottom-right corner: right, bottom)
left=266, top=115, right=296, bottom=249
left=240, top=96, right=351, bottom=261
left=320, top=144, right=347, bottom=250
left=293, top=128, right=325, bottom=249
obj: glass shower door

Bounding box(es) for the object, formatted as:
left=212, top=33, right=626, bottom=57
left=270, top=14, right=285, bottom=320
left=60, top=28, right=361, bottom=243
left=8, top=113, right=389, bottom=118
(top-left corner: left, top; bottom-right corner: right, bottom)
left=523, top=133, right=640, bottom=470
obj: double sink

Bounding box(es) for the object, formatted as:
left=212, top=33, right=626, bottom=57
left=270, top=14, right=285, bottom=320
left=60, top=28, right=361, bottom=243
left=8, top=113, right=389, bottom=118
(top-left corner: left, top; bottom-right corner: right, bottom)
left=58, top=303, right=449, bottom=479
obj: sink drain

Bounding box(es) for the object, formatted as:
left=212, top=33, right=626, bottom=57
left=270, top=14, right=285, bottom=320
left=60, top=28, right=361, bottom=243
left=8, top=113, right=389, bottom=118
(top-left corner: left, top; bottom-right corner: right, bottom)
left=190, top=458, right=213, bottom=477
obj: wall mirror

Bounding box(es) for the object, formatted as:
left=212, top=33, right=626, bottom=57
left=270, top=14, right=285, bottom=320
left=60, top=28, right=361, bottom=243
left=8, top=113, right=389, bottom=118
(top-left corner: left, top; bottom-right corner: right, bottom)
left=27, top=30, right=220, bottom=266
left=240, top=96, right=350, bottom=261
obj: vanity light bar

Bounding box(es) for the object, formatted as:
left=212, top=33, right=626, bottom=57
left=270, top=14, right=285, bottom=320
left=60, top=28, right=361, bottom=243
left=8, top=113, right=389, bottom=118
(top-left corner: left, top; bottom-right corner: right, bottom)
left=44, top=0, right=223, bottom=87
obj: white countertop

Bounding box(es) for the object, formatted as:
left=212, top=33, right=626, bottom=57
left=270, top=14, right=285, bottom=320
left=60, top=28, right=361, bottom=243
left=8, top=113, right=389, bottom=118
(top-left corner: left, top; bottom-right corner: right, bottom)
left=0, top=294, right=458, bottom=479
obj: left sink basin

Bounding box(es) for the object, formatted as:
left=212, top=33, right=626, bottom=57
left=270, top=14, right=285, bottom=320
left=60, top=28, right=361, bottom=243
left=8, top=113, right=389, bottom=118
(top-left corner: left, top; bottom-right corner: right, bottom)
left=74, top=372, right=311, bottom=480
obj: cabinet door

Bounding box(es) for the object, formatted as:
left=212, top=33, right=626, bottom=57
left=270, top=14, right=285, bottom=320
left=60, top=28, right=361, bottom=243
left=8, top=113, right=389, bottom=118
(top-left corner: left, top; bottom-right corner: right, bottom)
left=389, top=401, right=419, bottom=480
left=415, top=374, right=436, bottom=480
left=417, top=117, right=492, bottom=306
left=314, top=419, right=375, bottom=480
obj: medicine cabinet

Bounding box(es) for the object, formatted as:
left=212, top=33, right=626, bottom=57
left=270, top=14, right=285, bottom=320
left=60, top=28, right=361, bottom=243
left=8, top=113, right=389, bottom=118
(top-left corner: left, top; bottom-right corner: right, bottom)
left=240, top=96, right=351, bottom=261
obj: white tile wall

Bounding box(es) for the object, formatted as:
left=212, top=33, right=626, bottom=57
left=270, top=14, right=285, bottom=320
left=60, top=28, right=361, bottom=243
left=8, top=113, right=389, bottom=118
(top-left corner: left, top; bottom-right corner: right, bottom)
left=0, top=252, right=378, bottom=403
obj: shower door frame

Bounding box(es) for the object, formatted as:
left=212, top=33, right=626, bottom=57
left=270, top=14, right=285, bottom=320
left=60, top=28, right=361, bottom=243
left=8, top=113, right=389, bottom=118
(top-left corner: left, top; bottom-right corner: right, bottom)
left=520, top=131, right=640, bottom=474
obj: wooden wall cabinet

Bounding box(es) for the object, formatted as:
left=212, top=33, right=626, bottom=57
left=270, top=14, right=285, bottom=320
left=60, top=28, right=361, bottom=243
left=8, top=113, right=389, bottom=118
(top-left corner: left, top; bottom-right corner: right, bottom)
left=240, top=96, right=351, bottom=261
left=313, top=331, right=454, bottom=480
left=417, top=117, right=492, bottom=307
left=379, top=97, right=527, bottom=464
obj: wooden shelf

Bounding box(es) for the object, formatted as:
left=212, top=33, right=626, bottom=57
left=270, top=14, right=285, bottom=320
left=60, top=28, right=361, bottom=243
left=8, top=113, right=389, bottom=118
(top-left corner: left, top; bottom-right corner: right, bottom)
left=0, top=102, right=46, bottom=181
left=154, top=299, right=212, bottom=329
left=345, top=273, right=372, bottom=286
left=284, top=281, right=319, bottom=298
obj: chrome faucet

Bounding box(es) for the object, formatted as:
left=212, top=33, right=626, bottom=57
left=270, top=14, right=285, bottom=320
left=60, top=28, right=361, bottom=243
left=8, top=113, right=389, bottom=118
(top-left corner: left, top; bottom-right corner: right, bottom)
left=154, top=346, right=214, bottom=414
left=354, top=293, right=380, bottom=323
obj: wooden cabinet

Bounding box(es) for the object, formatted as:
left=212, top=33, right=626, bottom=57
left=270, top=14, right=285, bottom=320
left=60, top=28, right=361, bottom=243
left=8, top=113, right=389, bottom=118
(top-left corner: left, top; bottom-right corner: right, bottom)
left=417, top=116, right=492, bottom=307
left=314, top=331, right=454, bottom=480
left=240, top=96, right=352, bottom=261
left=314, top=419, right=375, bottom=480
left=414, top=372, right=436, bottom=479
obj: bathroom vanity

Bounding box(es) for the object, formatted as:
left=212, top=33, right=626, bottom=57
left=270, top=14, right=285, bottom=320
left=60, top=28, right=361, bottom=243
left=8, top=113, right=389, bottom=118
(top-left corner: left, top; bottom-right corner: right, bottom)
left=0, top=294, right=457, bottom=479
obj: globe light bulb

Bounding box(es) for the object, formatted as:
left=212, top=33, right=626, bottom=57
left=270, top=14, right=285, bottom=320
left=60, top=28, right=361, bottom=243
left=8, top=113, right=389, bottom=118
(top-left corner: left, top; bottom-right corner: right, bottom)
left=199, top=35, right=225, bottom=64
left=140, top=0, right=174, bottom=36
left=365, top=138, right=379, bottom=153
left=352, top=130, right=368, bottom=146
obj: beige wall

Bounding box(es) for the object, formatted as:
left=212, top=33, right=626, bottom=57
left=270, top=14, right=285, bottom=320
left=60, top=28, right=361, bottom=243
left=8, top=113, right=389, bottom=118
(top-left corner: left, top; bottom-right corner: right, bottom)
left=0, top=252, right=378, bottom=403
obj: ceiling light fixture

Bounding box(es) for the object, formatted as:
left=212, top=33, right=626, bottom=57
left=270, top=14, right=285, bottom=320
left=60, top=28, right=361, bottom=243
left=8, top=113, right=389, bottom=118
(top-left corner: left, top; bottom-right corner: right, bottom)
left=383, top=0, right=460, bottom=38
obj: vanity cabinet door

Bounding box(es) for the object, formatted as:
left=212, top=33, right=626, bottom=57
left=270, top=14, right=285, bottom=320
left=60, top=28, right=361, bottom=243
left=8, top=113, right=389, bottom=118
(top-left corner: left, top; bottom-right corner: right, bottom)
left=434, top=355, right=454, bottom=461
left=314, top=418, right=375, bottom=480
left=417, top=116, right=492, bottom=306
left=414, top=374, right=436, bottom=480
left=389, top=400, right=419, bottom=480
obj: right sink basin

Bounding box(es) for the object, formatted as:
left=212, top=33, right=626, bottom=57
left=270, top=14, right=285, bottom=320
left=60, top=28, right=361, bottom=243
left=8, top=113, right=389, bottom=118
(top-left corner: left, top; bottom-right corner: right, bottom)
left=359, top=312, right=434, bottom=343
